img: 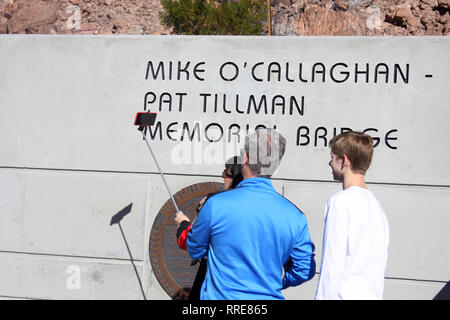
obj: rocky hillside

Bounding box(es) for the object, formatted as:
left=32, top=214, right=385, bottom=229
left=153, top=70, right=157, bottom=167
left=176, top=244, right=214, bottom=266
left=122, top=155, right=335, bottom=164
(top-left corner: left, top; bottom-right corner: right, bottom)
left=0, top=0, right=449, bottom=35
left=275, top=0, right=449, bottom=35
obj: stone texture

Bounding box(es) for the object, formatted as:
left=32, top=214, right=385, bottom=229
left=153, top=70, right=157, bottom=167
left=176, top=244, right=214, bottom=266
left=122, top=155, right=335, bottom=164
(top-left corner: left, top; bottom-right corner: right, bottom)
left=7, top=0, right=58, bottom=34
left=274, top=0, right=450, bottom=35
left=293, top=6, right=368, bottom=35
left=0, top=15, right=7, bottom=33
left=1, top=0, right=172, bottom=35
left=0, top=0, right=449, bottom=35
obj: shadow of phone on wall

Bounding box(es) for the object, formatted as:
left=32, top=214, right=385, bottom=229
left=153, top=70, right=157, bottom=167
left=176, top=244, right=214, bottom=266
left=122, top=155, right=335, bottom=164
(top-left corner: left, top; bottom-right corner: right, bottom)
left=110, top=203, right=147, bottom=300
left=433, top=281, right=450, bottom=300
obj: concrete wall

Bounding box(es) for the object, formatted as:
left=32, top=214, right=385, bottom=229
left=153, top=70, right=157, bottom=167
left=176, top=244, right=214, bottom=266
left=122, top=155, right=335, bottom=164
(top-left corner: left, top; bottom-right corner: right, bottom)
left=0, top=35, right=449, bottom=300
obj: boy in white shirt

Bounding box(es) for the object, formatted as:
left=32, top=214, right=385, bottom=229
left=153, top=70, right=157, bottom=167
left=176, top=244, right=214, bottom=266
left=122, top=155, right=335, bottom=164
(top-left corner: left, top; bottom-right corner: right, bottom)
left=315, top=132, right=390, bottom=300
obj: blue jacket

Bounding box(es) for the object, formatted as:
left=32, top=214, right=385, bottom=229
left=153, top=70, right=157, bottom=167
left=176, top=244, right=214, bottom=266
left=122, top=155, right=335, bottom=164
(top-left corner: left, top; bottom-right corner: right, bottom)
left=187, top=177, right=316, bottom=300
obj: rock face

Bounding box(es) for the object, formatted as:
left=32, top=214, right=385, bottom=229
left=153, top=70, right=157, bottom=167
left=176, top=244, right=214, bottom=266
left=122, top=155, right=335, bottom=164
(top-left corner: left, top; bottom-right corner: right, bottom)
left=274, top=0, right=450, bottom=35
left=6, top=0, right=58, bottom=34
left=293, top=6, right=368, bottom=35
left=0, top=0, right=449, bottom=35
left=0, top=0, right=172, bottom=34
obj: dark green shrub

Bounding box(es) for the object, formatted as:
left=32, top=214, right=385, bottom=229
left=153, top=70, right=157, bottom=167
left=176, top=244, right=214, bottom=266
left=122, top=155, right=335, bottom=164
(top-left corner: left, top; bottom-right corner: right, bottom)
left=160, top=0, right=267, bottom=35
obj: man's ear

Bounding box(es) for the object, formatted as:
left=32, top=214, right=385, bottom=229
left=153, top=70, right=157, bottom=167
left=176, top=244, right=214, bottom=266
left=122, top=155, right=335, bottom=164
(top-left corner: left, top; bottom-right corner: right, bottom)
left=342, top=154, right=352, bottom=169
left=243, top=151, right=249, bottom=165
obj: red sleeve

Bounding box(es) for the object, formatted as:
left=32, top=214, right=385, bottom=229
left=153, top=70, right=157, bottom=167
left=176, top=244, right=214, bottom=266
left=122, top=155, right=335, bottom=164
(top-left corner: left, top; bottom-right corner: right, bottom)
left=177, top=224, right=192, bottom=251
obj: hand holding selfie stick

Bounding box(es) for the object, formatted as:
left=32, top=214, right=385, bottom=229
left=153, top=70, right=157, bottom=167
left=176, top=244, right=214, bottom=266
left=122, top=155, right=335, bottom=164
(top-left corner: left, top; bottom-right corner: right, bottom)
left=134, top=112, right=180, bottom=215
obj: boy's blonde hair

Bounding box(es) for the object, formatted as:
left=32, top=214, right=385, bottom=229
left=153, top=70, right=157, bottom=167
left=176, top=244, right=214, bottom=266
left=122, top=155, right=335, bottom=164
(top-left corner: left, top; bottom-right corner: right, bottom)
left=330, top=132, right=374, bottom=174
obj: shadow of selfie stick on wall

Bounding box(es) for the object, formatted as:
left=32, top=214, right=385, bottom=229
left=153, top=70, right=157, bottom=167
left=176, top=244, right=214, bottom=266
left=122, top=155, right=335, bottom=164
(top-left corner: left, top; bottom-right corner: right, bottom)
left=110, top=203, right=147, bottom=300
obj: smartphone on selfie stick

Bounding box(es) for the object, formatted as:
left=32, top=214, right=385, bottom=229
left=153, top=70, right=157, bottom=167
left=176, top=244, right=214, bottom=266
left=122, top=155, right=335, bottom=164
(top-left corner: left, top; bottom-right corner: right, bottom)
left=134, top=111, right=180, bottom=215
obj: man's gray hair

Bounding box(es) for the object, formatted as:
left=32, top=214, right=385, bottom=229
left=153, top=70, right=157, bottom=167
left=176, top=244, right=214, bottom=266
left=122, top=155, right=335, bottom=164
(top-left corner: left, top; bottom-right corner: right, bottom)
left=244, top=128, right=286, bottom=177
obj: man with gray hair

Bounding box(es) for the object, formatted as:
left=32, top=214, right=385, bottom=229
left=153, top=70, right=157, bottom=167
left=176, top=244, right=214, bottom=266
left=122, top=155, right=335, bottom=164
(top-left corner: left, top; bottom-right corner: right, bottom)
left=175, top=128, right=316, bottom=300
left=245, top=127, right=285, bottom=177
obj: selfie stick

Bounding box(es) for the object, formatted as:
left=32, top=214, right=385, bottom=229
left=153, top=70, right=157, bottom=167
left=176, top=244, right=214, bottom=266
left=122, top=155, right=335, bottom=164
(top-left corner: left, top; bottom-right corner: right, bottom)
left=134, top=112, right=180, bottom=214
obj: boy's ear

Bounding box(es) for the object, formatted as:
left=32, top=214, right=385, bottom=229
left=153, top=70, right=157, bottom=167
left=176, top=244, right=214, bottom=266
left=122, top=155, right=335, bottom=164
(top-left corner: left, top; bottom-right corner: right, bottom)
left=342, top=154, right=352, bottom=168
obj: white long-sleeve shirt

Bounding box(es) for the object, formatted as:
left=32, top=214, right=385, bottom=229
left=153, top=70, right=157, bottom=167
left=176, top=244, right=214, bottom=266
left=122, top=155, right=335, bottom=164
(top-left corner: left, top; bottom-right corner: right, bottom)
left=315, top=186, right=390, bottom=300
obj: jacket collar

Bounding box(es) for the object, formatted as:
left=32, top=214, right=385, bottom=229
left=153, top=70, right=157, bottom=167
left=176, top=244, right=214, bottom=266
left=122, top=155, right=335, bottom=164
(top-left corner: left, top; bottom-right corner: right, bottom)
left=236, top=177, right=274, bottom=189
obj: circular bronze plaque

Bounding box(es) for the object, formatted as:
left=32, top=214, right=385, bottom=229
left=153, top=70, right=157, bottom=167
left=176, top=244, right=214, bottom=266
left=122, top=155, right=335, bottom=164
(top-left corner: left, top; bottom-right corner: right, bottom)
left=149, top=181, right=223, bottom=299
